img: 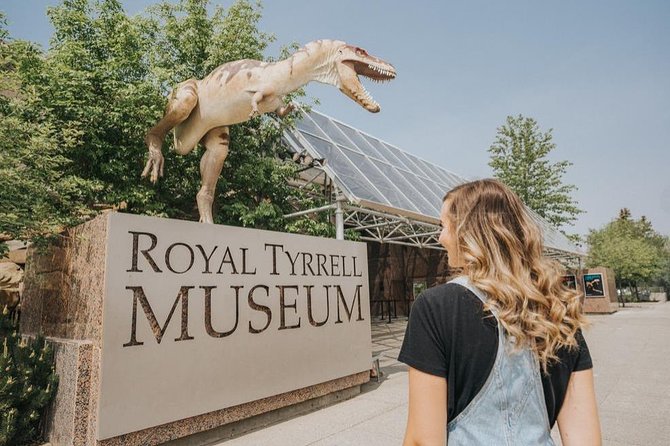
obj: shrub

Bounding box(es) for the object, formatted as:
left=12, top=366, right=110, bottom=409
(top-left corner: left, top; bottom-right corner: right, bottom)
left=0, top=306, right=58, bottom=446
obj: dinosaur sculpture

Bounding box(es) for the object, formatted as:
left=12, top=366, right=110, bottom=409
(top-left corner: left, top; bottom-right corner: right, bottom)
left=142, top=39, right=396, bottom=223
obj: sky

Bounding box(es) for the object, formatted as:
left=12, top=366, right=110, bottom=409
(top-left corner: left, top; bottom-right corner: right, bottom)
left=3, top=0, right=669, bottom=238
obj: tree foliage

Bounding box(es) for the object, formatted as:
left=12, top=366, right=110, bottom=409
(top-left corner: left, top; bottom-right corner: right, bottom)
left=0, top=306, right=59, bottom=446
left=587, top=208, right=669, bottom=293
left=0, top=12, right=98, bottom=253
left=488, top=115, right=583, bottom=235
left=0, top=0, right=330, bottom=252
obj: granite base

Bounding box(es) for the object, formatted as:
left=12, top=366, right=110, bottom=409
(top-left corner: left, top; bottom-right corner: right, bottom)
left=580, top=267, right=619, bottom=314
left=106, top=371, right=369, bottom=446
left=43, top=336, right=367, bottom=446
left=43, top=338, right=98, bottom=446
left=21, top=213, right=371, bottom=445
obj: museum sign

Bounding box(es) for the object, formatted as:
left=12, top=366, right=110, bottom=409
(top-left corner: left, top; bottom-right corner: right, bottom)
left=98, top=213, right=371, bottom=439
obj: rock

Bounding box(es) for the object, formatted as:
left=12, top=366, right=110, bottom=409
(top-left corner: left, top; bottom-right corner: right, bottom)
left=0, top=261, right=23, bottom=309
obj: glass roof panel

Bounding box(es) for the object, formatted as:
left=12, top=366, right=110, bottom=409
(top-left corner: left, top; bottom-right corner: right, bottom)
left=359, top=134, right=413, bottom=169
left=282, top=132, right=305, bottom=152
left=335, top=146, right=423, bottom=211
left=444, top=170, right=467, bottom=188
left=407, top=174, right=448, bottom=210
left=392, top=169, right=442, bottom=216
left=334, top=122, right=388, bottom=160
left=300, top=133, right=385, bottom=202
left=428, top=176, right=455, bottom=199
left=368, top=159, right=434, bottom=215
left=383, top=143, right=426, bottom=175
left=284, top=109, right=582, bottom=255
left=412, top=157, right=456, bottom=187
left=296, top=114, right=329, bottom=139
left=307, top=111, right=361, bottom=151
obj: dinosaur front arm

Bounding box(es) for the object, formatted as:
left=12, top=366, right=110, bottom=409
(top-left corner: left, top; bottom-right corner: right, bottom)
left=275, top=102, right=294, bottom=117
left=248, top=85, right=282, bottom=118
left=249, top=90, right=265, bottom=118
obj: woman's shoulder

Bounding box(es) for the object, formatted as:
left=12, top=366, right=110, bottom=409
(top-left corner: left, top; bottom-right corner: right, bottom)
left=553, top=328, right=593, bottom=372
left=415, top=281, right=496, bottom=333
left=422, top=280, right=479, bottom=299
left=417, top=281, right=484, bottom=311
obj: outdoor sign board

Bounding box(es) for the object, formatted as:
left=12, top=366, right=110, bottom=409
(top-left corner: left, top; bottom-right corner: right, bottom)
left=562, top=274, right=577, bottom=290
left=583, top=273, right=605, bottom=297
left=98, top=213, right=371, bottom=439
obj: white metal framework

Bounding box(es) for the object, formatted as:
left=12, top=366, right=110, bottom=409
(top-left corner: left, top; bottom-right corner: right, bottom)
left=343, top=205, right=442, bottom=249
left=281, top=108, right=585, bottom=266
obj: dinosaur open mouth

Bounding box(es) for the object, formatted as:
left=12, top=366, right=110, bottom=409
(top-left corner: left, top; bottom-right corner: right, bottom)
left=349, top=60, right=396, bottom=82
left=341, top=60, right=396, bottom=112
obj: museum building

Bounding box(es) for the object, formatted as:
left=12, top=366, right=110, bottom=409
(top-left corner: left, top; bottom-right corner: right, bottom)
left=281, top=108, right=586, bottom=320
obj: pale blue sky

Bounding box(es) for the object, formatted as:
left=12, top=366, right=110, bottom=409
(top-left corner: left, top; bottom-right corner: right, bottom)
left=3, top=0, right=669, bottom=237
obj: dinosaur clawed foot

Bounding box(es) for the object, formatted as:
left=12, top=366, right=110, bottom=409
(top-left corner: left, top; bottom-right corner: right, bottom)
left=142, top=134, right=165, bottom=184
left=248, top=108, right=261, bottom=119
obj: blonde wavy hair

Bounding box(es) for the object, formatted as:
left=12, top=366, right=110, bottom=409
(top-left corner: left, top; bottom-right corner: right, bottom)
left=444, top=179, right=587, bottom=373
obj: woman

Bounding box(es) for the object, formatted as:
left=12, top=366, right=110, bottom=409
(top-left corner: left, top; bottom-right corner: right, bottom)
left=398, top=179, right=601, bottom=445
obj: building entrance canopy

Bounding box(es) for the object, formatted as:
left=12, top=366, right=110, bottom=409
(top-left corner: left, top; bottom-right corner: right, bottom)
left=281, top=108, right=584, bottom=265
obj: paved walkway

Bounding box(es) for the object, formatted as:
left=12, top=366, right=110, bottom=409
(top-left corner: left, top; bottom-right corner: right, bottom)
left=216, top=302, right=670, bottom=445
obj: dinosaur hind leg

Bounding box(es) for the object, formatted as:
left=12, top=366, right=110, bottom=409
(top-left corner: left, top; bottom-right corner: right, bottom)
left=197, top=126, right=230, bottom=224
left=142, top=79, right=199, bottom=183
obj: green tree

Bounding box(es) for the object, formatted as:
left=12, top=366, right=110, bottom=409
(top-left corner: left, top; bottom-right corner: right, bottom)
left=135, top=0, right=310, bottom=229
left=655, top=240, right=670, bottom=294
left=488, top=115, right=583, bottom=236
left=0, top=307, right=59, bottom=446
left=0, top=0, right=331, bottom=252
left=0, top=12, right=98, bottom=254
left=587, top=208, right=668, bottom=301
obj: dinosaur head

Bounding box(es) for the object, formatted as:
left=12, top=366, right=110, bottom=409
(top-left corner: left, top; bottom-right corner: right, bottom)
left=332, top=42, right=396, bottom=113
left=297, top=40, right=396, bottom=112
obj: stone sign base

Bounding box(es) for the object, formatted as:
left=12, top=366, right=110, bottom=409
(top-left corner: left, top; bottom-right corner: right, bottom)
left=580, top=267, right=618, bottom=314
left=45, top=337, right=367, bottom=445
left=20, top=212, right=372, bottom=445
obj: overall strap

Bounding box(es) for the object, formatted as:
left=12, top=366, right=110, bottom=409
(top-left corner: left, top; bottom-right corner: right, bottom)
left=445, top=275, right=554, bottom=444
left=447, top=275, right=504, bottom=339
left=448, top=276, right=489, bottom=306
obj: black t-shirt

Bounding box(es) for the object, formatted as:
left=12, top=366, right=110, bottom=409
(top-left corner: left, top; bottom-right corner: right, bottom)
left=397, top=282, right=593, bottom=428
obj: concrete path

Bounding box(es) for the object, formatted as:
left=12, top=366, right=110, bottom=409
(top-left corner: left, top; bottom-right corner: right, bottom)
left=586, top=303, right=670, bottom=446
left=215, top=302, right=670, bottom=445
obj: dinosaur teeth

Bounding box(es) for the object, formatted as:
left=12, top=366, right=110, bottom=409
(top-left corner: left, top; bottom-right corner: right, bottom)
left=363, top=62, right=396, bottom=79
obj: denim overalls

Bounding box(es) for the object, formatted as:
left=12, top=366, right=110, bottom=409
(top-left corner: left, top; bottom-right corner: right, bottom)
left=446, top=276, right=555, bottom=445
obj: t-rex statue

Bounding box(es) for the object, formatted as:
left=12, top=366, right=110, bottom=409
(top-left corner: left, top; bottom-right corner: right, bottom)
left=142, top=39, right=396, bottom=223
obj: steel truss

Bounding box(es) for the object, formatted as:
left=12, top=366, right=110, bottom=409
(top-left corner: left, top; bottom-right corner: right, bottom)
left=342, top=205, right=443, bottom=250
left=285, top=196, right=583, bottom=267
